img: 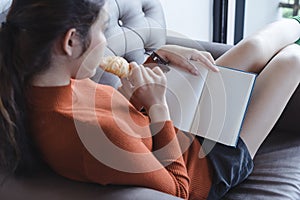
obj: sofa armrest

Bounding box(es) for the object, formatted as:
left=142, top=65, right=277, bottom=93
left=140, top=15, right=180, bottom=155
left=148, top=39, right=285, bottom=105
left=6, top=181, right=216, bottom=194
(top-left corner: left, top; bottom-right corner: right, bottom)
left=0, top=166, right=183, bottom=200
left=166, top=36, right=233, bottom=59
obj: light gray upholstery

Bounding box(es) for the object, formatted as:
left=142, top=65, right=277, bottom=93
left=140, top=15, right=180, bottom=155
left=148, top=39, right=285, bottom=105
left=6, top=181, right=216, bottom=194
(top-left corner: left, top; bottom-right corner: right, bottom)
left=1, top=0, right=300, bottom=200
left=0, top=1, right=181, bottom=200
left=0, top=9, right=8, bottom=23
left=92, top=0, right=166, bottom=88
left=104, top=0, right=166, bottom=62
left=0, top=0, right=10, bottom=23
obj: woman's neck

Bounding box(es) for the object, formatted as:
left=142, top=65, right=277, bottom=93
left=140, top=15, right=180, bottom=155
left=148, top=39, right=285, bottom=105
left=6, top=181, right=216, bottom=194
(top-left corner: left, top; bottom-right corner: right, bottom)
left=31, top=64, right=71, bottom=87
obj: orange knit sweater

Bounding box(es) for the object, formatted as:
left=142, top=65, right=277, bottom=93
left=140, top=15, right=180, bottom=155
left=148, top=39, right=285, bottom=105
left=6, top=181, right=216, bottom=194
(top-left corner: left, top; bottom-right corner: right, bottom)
left=27, top=78, right=212, bottom=200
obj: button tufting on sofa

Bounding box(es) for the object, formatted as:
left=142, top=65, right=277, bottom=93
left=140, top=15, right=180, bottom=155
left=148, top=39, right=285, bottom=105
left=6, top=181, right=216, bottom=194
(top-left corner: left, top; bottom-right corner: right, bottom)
left=91, top=0, right=167, bottom=88
left=118, top=19, right=123, bottom=26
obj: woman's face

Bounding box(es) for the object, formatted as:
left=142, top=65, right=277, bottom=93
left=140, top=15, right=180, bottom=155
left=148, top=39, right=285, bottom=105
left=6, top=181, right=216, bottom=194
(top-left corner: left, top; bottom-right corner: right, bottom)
left=72, top=9, right=109, bottom=79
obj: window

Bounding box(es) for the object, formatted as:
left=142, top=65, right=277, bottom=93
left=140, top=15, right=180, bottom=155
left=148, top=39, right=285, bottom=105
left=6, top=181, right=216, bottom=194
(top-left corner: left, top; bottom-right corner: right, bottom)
left=279, top=0, right=300, bottom=18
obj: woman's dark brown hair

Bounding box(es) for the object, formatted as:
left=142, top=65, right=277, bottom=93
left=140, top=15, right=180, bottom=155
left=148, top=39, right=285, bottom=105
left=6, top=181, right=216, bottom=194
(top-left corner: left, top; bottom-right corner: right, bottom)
left=0, top=0, right=106, bottom=174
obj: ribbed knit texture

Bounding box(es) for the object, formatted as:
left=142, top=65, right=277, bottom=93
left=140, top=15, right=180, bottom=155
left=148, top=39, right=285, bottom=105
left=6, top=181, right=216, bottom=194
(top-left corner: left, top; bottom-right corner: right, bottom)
left=27, top=78, right=212, bottom=200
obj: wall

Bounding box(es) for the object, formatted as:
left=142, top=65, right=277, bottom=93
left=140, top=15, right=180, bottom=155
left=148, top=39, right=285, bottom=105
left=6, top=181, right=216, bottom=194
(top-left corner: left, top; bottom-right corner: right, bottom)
left=244, top=0, right=282, bottom=37
left=159, top=0, right=283, bottom=43
left=158, top=0, right=213, bottom=41
left=1, top=0, right=283, bottom=43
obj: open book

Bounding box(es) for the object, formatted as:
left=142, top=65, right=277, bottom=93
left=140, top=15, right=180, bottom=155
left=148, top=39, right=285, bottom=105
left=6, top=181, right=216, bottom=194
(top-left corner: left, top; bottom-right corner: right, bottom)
left=165, top=61, right=257, bottom=147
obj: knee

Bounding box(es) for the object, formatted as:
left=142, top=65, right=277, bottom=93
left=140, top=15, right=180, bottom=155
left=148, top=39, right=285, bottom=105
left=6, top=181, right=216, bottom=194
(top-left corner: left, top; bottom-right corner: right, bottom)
left=240, top=36, right=271, bottom=67
left=275, top=45, right=300, bottom=75
left=242, top=35, right=266, bottom=51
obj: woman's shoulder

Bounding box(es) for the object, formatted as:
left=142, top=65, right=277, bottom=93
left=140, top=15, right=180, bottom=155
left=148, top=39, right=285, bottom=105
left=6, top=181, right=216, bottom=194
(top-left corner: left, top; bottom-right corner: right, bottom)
left=71, top=78, right=132, bottom=106
left=71, top=78, right=115, bottom=92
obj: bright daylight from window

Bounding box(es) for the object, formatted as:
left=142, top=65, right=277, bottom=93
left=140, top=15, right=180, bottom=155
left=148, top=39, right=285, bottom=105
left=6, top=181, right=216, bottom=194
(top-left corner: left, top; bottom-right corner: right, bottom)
left=280, top=0, right=300, bottom=18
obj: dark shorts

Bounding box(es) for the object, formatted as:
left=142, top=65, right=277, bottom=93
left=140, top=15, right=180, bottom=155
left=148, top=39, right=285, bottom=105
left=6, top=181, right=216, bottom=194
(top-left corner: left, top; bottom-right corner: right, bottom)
left=197, top=137, right=254, bottom=200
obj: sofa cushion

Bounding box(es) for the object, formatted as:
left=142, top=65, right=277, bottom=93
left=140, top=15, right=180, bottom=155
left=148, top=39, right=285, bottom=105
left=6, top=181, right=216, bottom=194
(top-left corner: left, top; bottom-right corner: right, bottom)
left=223, top=85, right=300, bottom=200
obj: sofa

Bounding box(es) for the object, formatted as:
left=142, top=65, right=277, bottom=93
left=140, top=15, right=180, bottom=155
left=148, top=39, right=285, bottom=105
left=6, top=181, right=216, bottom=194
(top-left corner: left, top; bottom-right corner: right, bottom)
left=1, top=0, right=300, bottom=199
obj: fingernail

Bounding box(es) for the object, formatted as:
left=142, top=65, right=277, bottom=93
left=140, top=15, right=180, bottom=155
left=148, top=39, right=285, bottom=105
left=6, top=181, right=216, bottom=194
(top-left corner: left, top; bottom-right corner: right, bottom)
left=193, top=69, right=200, bottom=75
left=213, top=65, right=219, bottom=72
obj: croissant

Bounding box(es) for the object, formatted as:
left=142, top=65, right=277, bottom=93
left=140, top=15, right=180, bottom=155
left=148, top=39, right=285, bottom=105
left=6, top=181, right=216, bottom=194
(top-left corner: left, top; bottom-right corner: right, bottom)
left=100, top=56, right=131, bottom=78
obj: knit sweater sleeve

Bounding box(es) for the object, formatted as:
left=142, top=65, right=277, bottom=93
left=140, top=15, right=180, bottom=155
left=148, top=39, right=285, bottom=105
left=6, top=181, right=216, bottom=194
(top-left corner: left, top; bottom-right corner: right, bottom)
left=83, top=121, right=190, bottom=199
left=27, top=79, right=193, bottom=199
left=150, top=121, right=190, bottom=198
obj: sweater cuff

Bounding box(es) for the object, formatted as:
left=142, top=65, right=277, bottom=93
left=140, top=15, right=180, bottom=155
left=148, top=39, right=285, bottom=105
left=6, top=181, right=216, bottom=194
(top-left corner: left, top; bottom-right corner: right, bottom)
left=150, top=121, right=177, bottom=149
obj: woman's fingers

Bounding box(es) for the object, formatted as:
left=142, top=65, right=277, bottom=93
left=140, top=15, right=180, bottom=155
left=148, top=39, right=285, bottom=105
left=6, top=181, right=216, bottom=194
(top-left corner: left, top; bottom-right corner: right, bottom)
left=152, top=66, right=165, bottom=76
left=156, top=45, right=219, bottom=74
left=140, top=65, right=153, bottom=82
left=129, top=62, right=144, bottom=87
left=119, top=78, right=134, bottom=99
left=120, top=78, right=132, bottom=91
left=129, top=62, right=166, bottom=85
left=191, top=52, right=219, bottom=72
left=192, top=51, right=215, bottom=64
left=172, top=50, right=219, bottom=73
left=124, top=63, right=169, bottom=112
left=163, top=50, right=201, bottom=75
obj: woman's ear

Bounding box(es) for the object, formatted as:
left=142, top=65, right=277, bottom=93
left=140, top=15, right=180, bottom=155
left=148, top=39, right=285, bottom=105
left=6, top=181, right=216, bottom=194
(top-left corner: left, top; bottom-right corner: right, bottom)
left=63, top=28, right=78, bottom=56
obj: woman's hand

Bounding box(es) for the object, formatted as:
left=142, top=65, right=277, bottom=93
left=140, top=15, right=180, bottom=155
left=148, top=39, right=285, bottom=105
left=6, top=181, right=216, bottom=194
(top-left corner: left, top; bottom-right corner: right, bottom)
left=118, top=62, right=170, bottom=123
left=150, top=45, right=219, bottom=75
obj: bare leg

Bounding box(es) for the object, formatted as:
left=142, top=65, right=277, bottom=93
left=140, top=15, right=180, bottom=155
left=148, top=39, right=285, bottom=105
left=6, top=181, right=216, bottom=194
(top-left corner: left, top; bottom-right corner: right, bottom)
left=216, top=18, right=300, bottom=73
left=215, top=18, right=300, bottom=158
left=226, top=44, right=300, bottom=158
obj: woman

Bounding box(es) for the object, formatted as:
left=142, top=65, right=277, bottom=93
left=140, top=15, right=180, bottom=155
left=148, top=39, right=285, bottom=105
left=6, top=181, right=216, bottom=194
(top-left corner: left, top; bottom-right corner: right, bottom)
left=0, top=0, right=300, bottom=199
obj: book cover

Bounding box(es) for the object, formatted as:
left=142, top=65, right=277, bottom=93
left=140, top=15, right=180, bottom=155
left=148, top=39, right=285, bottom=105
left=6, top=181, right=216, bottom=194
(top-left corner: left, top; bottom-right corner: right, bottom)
left=165, top=61, right=257, bottom=146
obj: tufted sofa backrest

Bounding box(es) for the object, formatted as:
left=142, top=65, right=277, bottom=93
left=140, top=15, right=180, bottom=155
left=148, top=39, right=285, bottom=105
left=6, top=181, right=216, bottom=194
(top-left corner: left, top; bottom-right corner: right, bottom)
left=93, top=0, right=166, bottom=87
left=104, top=0, right=166, bottom=63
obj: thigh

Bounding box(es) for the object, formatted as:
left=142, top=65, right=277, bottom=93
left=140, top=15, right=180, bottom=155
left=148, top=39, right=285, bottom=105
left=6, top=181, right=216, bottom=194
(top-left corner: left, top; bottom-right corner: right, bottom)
left=239, top=44, right=300, bottom=157
left=216, top=19, right=300, bottom=73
